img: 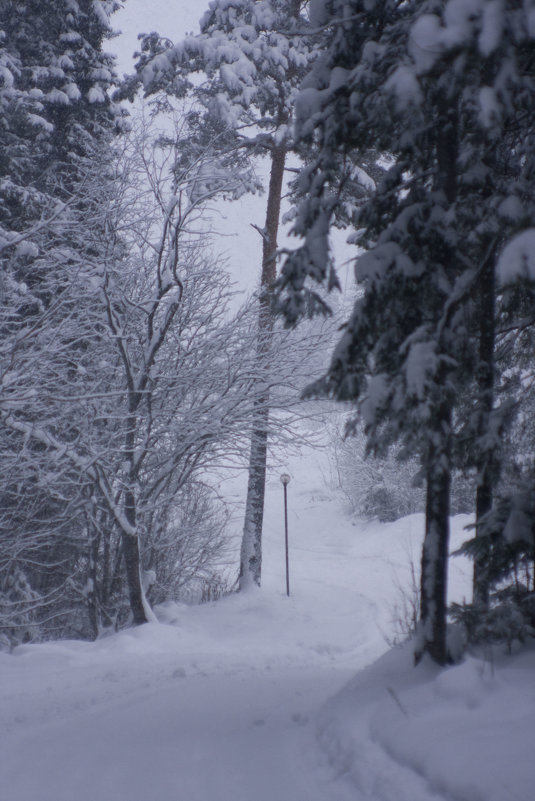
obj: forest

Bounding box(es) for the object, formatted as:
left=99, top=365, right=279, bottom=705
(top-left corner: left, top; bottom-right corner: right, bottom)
left=1, top=0, right=534, bottom=670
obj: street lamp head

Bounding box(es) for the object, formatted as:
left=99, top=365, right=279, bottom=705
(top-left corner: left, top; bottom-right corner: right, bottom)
left=280, top=473, right=291, bottom=486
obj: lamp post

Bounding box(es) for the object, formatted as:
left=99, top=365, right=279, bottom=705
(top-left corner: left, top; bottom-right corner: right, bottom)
left=280, top=473, right=291, bottom=597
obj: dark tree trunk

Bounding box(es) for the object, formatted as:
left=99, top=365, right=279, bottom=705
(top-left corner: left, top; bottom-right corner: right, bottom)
left=238, top=1, right=303, bottom=590
left=122, top=486, right=148, bottom=625
left=416, top=406, right=452, bottom=666
left=87, top=528, right=99, bottom=639
left=122, top=532, right=147, bottom=625
left=239, top=141, right=287, bottom=590
left=240, top=420, right=269, bottom=588
left=414, top=104, right=457, bottom=665
left=473, top=249, right=497, bottom=607
left=101, top=509, right=112, bottom=607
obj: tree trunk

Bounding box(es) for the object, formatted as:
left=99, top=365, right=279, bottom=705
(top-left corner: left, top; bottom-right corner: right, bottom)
left=121, top=410, right=148, bottom=624
left=122, top=486, right=148, bottom=625
left=239, top=141, right=287, bottom=590
left=122, top=532, right=147, bottom=625
left=87, top=527, right=99, bottom=639
left=414, top=104, right=457, bottom=665
left=473, top=248, right=497, bottom=607
left=415, top=406, right=452, bottom=666
left=238, top=1, right=303, bottom=590
left=240, top=421, right=269, bottom=588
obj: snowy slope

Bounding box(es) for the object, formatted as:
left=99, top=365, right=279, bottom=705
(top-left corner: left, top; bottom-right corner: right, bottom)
left=319, top=642, right=535, bottom=801
left=2, top=433, right=532, bottom=801
left=1, top=5, right=531, bottom=799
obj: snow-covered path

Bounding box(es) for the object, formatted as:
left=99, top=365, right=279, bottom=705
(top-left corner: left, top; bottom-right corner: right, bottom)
left=1, top=456, right=484, bottom=801
left=1, top=658, right=358, bottom=801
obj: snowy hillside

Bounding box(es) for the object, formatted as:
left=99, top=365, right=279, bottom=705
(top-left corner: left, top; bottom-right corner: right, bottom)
left=2, top=2, right=533, bottom=799
left=1, top=439, right=533, bottom=801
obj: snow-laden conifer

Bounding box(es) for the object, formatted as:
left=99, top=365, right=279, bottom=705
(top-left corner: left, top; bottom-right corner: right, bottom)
left=129, top=0, right=319, bottom=590
left=276, top=0, right=535, bottom=663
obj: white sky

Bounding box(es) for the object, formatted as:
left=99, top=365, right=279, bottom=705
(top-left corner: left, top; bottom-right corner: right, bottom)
left=110, top=1, right=274, bottom=300
left=109, top=0, right=354, bottom=301
left=112, top=0, right=201, bottom=76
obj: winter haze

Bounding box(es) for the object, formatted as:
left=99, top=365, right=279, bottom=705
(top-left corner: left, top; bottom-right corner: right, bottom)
left=1, top=2, right=534, bottom=801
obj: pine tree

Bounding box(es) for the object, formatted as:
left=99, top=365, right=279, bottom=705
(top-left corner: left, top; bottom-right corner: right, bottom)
left=0, top=0, right=128, bottom=639
left=0, top=0, right=124, bottom=242
left=129, top=0, right=317, bottom=589
left=276, top=0, right=535, bottom=663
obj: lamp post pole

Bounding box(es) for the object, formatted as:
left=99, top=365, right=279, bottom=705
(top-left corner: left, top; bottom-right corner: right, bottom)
left=280, top=473, right=291, bottom=597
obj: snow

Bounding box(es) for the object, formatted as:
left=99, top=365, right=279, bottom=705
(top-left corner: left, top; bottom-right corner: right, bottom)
left=92, top=0, right=112, bottom=29
left=479, top=0, right=504, bottom=56
left=64, top=82, right=81, bottom=101
left=385, top=65, right=422, bottom=109
left=361, top=373, right=389, bottom=425
left=2, top=3, right=531, bottom=797
left=442, top=0, right=483, bottom=49
left=113, top=0, right=201, bottom=76
left=405, top=340, right=438, bottom=401
left=320, top=642, right=535, bottom=801
left=353, top=164, right=376, bottom=192
left=15, top=240, right=39, bottom=258
left=45, top=88, right=70, bottom=105
left=309, top=0, right=330, bottom=27
left=529, top=5, right=535, bottom=38
left=408, top=0, right=509, bottom=74
left=478, top=85, right=501, bottom=127
left=87, top=86, right=106, bottom=103
left=409, top=14, right=444, bottom=75
left=356, top=242, right=415, bottom=284
left=0, top=64, right=15, bottom=88
left=498, top=194, right=523, bottom=221
left=59, top=31, right=82, bottom=45
left=1, top=432, right=532, bottom=801
left=497, top=229, right=535, bottom=285
left=26, top=113, right=54, bottom=132
left=503, top=508, right=534, bottom=546
left=111, top=3, right=301, bottom=303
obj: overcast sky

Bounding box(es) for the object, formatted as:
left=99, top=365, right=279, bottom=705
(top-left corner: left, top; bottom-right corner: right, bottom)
left=113, top=0, right=202, bottom=76
left=109, top=0, right=353, bottom=301
left=110, top=0, right=270, bottom=299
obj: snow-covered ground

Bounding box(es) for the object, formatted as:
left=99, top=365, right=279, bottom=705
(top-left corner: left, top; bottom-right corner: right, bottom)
left=2, top=4, right=532, bottom=799
left=1, top=440, right=533, bottom=801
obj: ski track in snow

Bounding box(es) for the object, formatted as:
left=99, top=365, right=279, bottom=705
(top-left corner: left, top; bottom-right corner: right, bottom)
left=0, top=450, right=486, bottom=801
left=1, top=663, right=357, bottom=801
left=2, top=2, right=532, bottom=796
left=0, top=635, right=445, bottom=801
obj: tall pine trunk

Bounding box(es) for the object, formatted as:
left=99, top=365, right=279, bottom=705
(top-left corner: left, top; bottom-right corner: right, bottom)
left=239, top=1, right=304, bottom=589
left=415, top=405, right=452, bottom=665
left=415, top=107, right=457, bottom=665
left=473, top=249, right=497, bottom=607
left=239, top=142, right=286, bottom=589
